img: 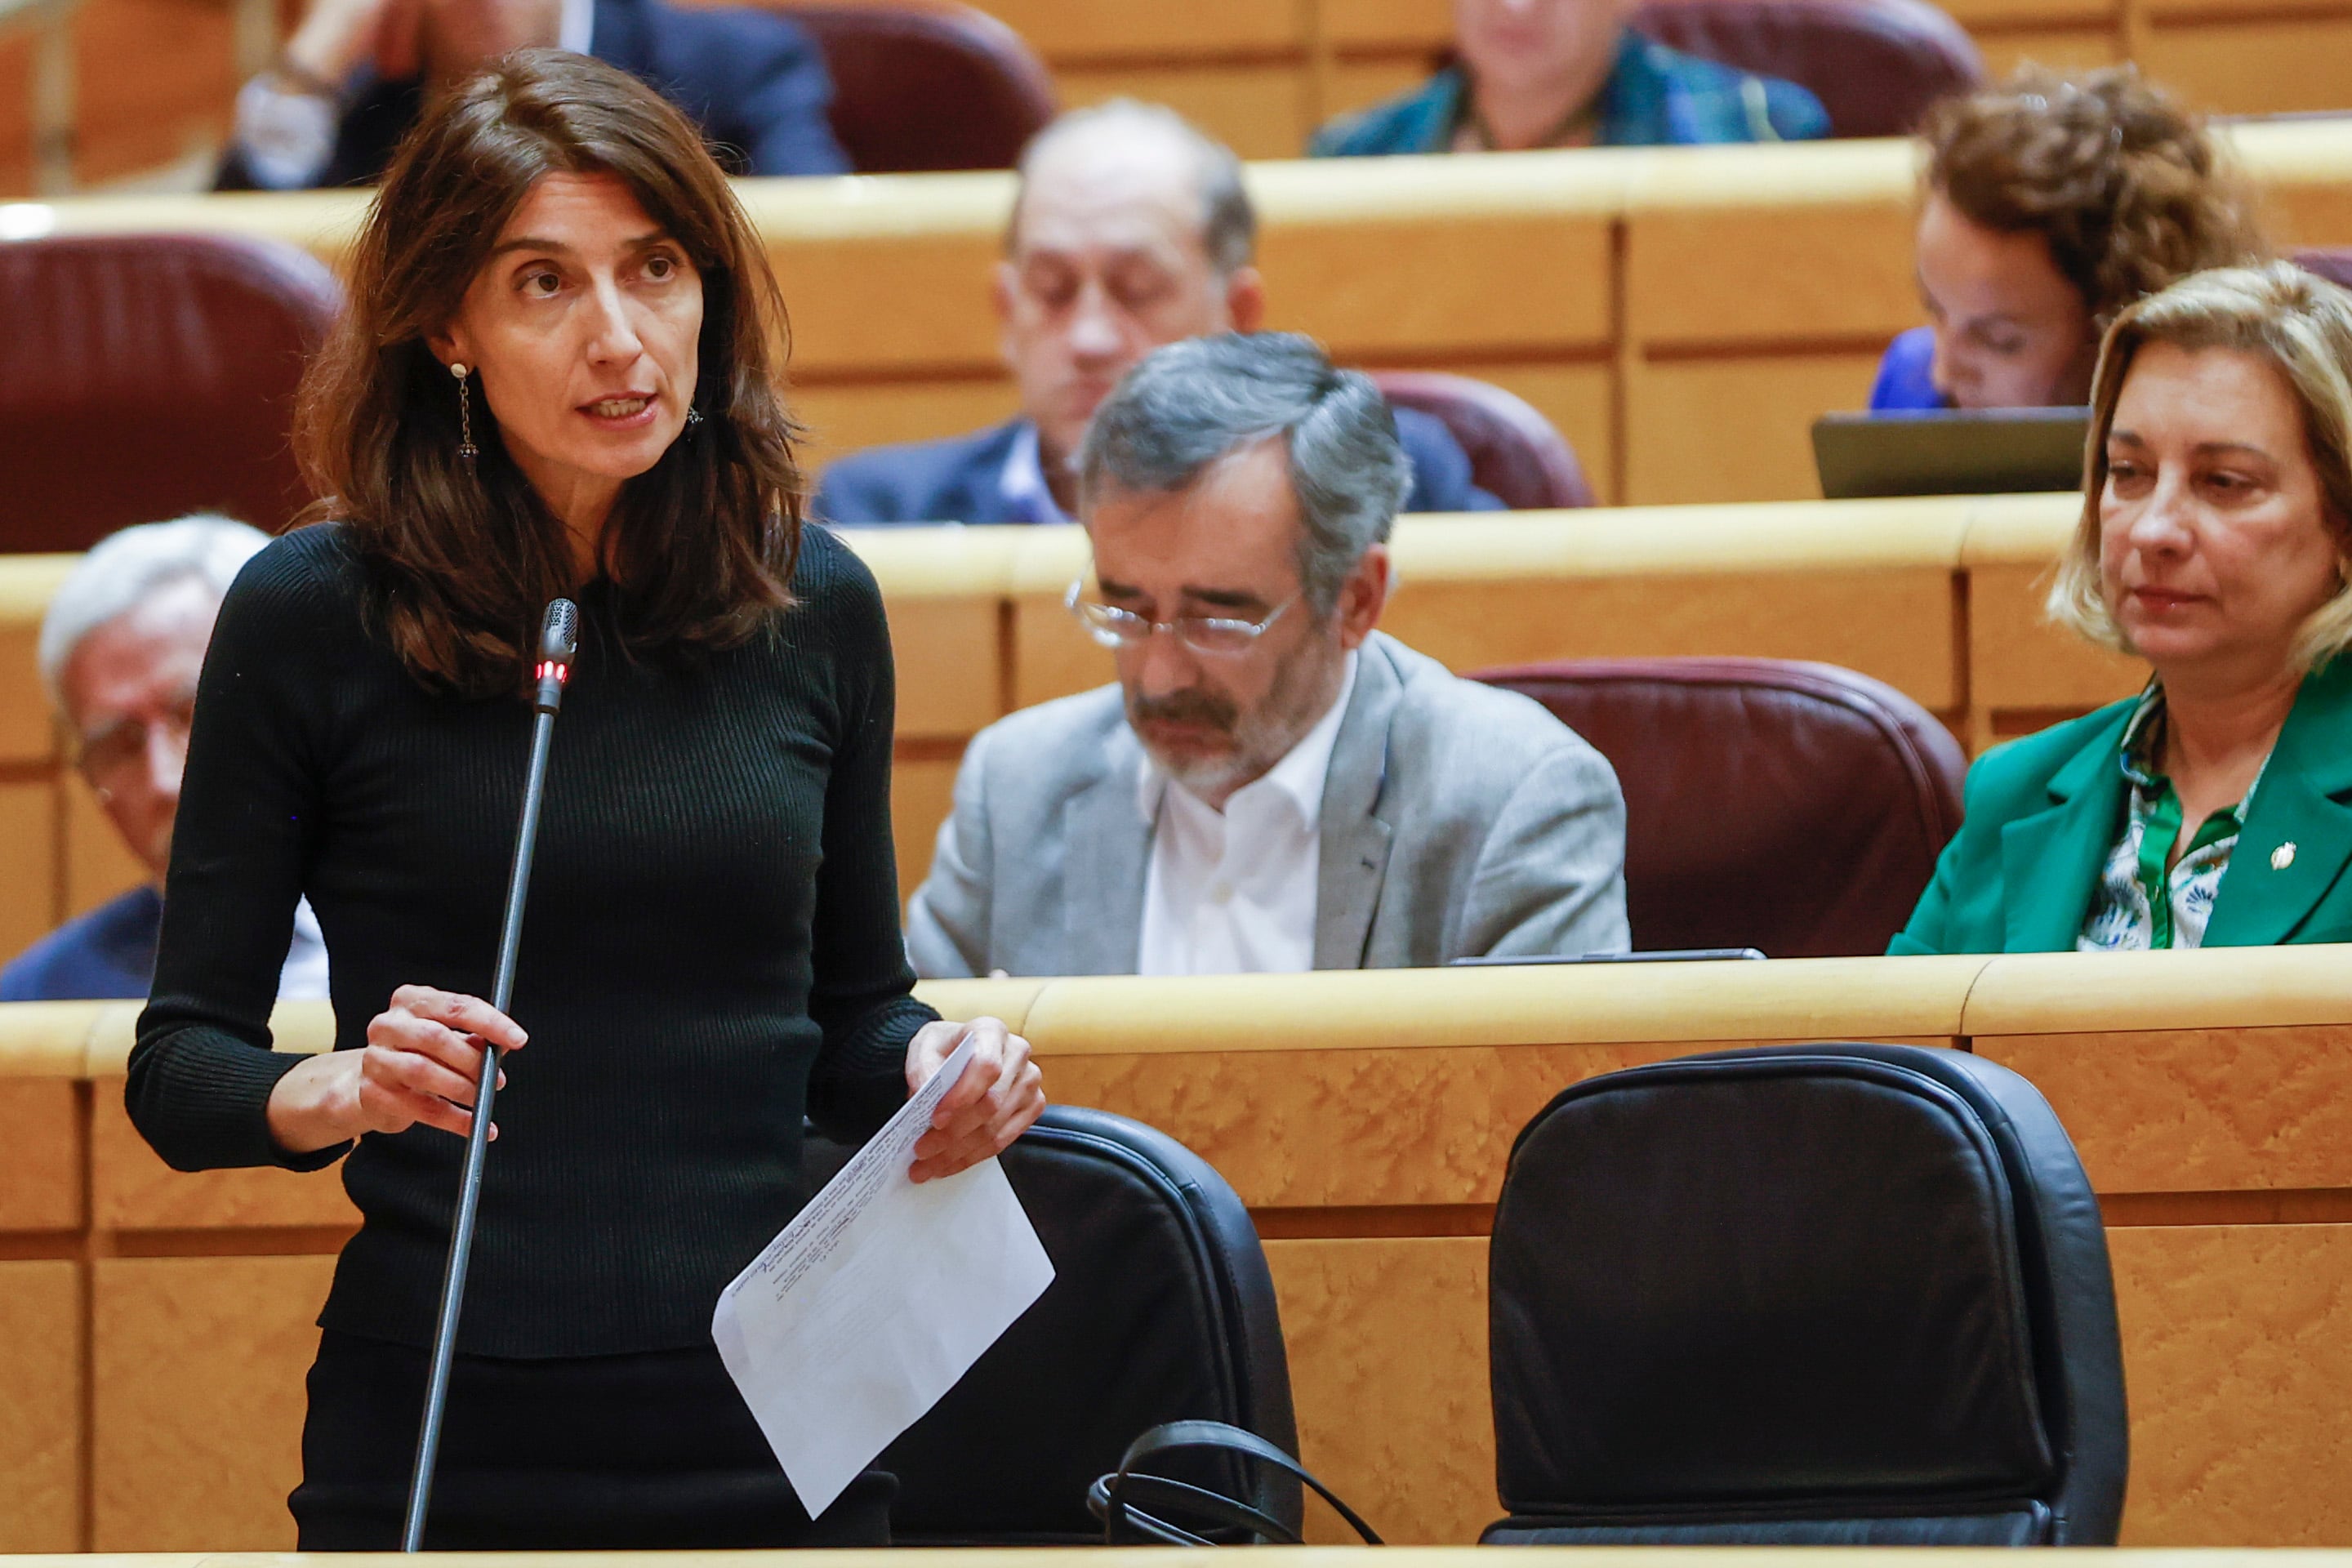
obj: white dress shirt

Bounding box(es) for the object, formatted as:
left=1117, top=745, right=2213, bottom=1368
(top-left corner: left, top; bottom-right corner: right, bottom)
left=1136, top=654, right=1357, bottom=976
left=278, top=896, right=332, bottom=1000
left=234, top=0, right=593, bottom=189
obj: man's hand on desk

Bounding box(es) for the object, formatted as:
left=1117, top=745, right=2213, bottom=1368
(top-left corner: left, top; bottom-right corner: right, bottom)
left=902, top=1015, right=1045, bottom=1183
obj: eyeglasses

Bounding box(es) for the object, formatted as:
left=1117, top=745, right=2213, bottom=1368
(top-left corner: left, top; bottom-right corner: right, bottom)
left=75, top=696, right=196, bottom=795
left=1064, top=580, right=1298, bottom=656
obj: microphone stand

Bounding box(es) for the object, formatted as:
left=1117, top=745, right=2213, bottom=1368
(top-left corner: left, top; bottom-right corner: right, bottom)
left=401, top=599, right=578, bottom=1552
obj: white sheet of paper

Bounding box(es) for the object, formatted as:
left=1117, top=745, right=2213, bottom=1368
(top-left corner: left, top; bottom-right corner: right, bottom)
left=712, top=1032, right=1056, bottom=1518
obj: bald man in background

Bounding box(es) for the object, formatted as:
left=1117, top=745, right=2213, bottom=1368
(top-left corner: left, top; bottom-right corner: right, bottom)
left=813, top=100, right=1499, bottom=526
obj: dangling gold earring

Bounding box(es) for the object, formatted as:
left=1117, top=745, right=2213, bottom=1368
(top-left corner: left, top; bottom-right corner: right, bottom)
left=451, top=361, right=477, bottom=465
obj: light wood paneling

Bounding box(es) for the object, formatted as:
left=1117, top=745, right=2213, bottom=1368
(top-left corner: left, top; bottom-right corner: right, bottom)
left=0, top=1078, right=80, bottom=1230
left=1325, top=60, right=1436, bottom=125
left=2109, top=1223, right=2352, bottom=1546
left=0, top=35, right=32, bottom=194
left=1266, top=1235, right=1493, bottom=1545
left=889, top=752, right=962, bottom=906
left=1625, top=196, right=1918, bottom=346
left=0, top=776, right=58, bottom=964
left=90, top=1254, right=336, bottom=1551
left=2140, top=20, right=2352, bottom=118
left=66, top=0, right=234, bottom=184
left=1051, top=1042, right=1750, bottom=1207
left=1976, top=1027, right=2352, bottom=1196
left=64, top=776, right=147, bottom=924
left=978, top=0, right=1301, bottom=60
left=1323, top=0, right=1453, bottom=49
left=1973, top=25, right=2125, bottom=77
left=0, top=1258, right=80, bottom=1552
left=1966, top=559, right=2148, bottom=716
left=882, top=599, right=1003, bottom=739
left=1938, top=0, right=2113, bottom=23
left=763, top=229, right=1006, bottom=376
left=1263, top=215, right=1615, bottom=358
left=88, top=1081, right=359, bottom=1231
left=1624, top=353, right=1886, bottom=504
left=0, top=618, right=54, bottom=764
left=1058, top=64, right=1311, bottom=161
left=795, top=378, right=1020, bottom=476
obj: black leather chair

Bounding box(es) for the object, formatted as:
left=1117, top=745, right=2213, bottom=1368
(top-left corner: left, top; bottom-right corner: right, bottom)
left=1486, top=1044, right=2127, bottom=1545
left=809, top=1105, right=1299, bottom=1543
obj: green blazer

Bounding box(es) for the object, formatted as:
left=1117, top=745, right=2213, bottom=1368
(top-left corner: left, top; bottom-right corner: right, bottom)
left=1893, top=658, right=2352, bottom=955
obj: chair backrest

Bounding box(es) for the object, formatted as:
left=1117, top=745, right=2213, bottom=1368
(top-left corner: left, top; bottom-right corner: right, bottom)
left=0, top=232, right=341, bottom=550
left=1470, top=657, right=1965, bottom=956
left=782, top=2, right=1055, bottom=172
left=1486, top=1043, right=2127, bottom=1545
left=819, top=1105, right=1298, bottom=1543
left=1629, top=0, right=1984, bottom=138
left=2295, top=247, right=2352, bottom=292
left=1369, top=370, right=1596, bottom=510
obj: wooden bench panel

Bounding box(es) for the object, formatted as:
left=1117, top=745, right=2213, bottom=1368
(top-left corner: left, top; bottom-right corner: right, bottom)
left=0, top=1258, right=80, bottom=1552
left=90, top=1254, right=332, bottom=1551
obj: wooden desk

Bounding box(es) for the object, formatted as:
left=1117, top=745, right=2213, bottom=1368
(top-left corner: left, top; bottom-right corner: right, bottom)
left=10, top=0, right=2352, bottom=191
left=16, top=119, right=2352, bottom=505
left=6, top=950, right=2352, bottom=1548
left=0, top=493, right=2144, bottom=961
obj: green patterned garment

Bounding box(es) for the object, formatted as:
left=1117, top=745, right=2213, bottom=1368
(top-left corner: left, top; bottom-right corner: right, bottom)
left=2078, top=687, right=2271, bottom=951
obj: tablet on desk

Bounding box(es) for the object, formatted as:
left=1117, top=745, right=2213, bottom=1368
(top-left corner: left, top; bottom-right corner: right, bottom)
left=1812, top=408, right=2091, bottom=499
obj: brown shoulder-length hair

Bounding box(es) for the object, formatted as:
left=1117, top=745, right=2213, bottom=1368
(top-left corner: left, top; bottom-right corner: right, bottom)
left=295, top=49, right=803, bottom=695
left=1923, top=65, right=2265, bottom=332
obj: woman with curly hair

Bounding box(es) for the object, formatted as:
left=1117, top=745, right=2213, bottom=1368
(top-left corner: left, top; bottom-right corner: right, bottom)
left=1873, top=65, right=2265, bottom=411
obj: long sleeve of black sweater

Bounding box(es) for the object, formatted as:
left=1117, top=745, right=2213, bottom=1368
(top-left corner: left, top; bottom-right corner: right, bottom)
left=127, top=523, right=937, bottom=1356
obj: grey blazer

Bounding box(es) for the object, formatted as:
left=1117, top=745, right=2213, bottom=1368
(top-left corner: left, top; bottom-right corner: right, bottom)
left=906, top=632, right=1631, bottom=977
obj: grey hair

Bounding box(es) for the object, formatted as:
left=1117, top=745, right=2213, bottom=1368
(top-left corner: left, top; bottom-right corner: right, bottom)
left=1078, top=332, right=1411, bottom=615
left=1010, top=99, right=1256, bottom=277
left=38, top=514, right=271, bottom=709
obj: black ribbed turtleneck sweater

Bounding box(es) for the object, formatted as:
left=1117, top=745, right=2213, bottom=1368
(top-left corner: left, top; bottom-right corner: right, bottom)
left=127, top=523, right=934, bottom=1358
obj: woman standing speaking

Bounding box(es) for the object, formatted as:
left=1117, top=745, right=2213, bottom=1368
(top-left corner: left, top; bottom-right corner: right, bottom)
left=126, top=50, right=1043, bottom=1550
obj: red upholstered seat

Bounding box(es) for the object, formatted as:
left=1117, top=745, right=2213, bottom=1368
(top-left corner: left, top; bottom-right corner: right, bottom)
left=1471, top=657, right=1966, bottom=956
left=1369, top=370, right=1597, bottom=510
left=1630, top=0, right=1984, bottom=138
left=0, top=232, right=342, bottom=551
left=2295, top=247, right=2352, bottom=291
left=783, top=2, right=1055, bottom=172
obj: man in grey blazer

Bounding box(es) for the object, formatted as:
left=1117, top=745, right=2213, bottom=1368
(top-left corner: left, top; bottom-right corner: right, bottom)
left=906, top=332, right=1628, bottom=978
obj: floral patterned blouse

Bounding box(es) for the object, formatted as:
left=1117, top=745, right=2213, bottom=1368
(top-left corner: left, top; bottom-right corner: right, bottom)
left=2078, top=687, right=2272, bottom=951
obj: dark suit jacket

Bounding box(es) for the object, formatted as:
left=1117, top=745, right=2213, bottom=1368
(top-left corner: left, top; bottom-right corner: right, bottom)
left=813, top=412, right=1506, bottom=526
left=1892, top=657, right=2352, bottom=954
left=217, top=0, right=849, bottom=189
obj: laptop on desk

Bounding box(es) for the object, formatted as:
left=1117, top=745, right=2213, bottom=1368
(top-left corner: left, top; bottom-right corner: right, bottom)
left=1812, top=407, right=2091, bottom=500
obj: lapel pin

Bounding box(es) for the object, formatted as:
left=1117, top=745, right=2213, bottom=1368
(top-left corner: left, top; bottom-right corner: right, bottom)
left=2272, top=842, right=2297, bottom=871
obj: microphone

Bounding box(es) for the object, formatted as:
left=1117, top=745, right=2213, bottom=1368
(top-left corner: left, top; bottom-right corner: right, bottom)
left=402, top=598, right=578, bottom=1552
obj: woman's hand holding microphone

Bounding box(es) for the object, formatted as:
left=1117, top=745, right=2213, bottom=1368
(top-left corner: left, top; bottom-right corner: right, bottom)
left=265, top=984, right=527, bottom=1154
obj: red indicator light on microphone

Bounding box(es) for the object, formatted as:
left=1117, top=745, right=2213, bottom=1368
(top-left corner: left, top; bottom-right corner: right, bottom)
left=534, top=662, right=571, bottom=683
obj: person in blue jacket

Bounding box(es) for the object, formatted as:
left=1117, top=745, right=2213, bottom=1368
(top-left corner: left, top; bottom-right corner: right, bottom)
left=813, top=102, right=1501, bottom=527
left=218, top=0, right=847, bottom=189
left=2, top=517, right=327, bottom=1002
left=1870, top=67, right=2260, bottom=413
left=1308, top=0, right=1826, bottom=156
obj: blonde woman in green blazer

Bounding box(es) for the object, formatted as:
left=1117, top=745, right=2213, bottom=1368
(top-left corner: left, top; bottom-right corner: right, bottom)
left=1896, top=261, right=2352, bottom=955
